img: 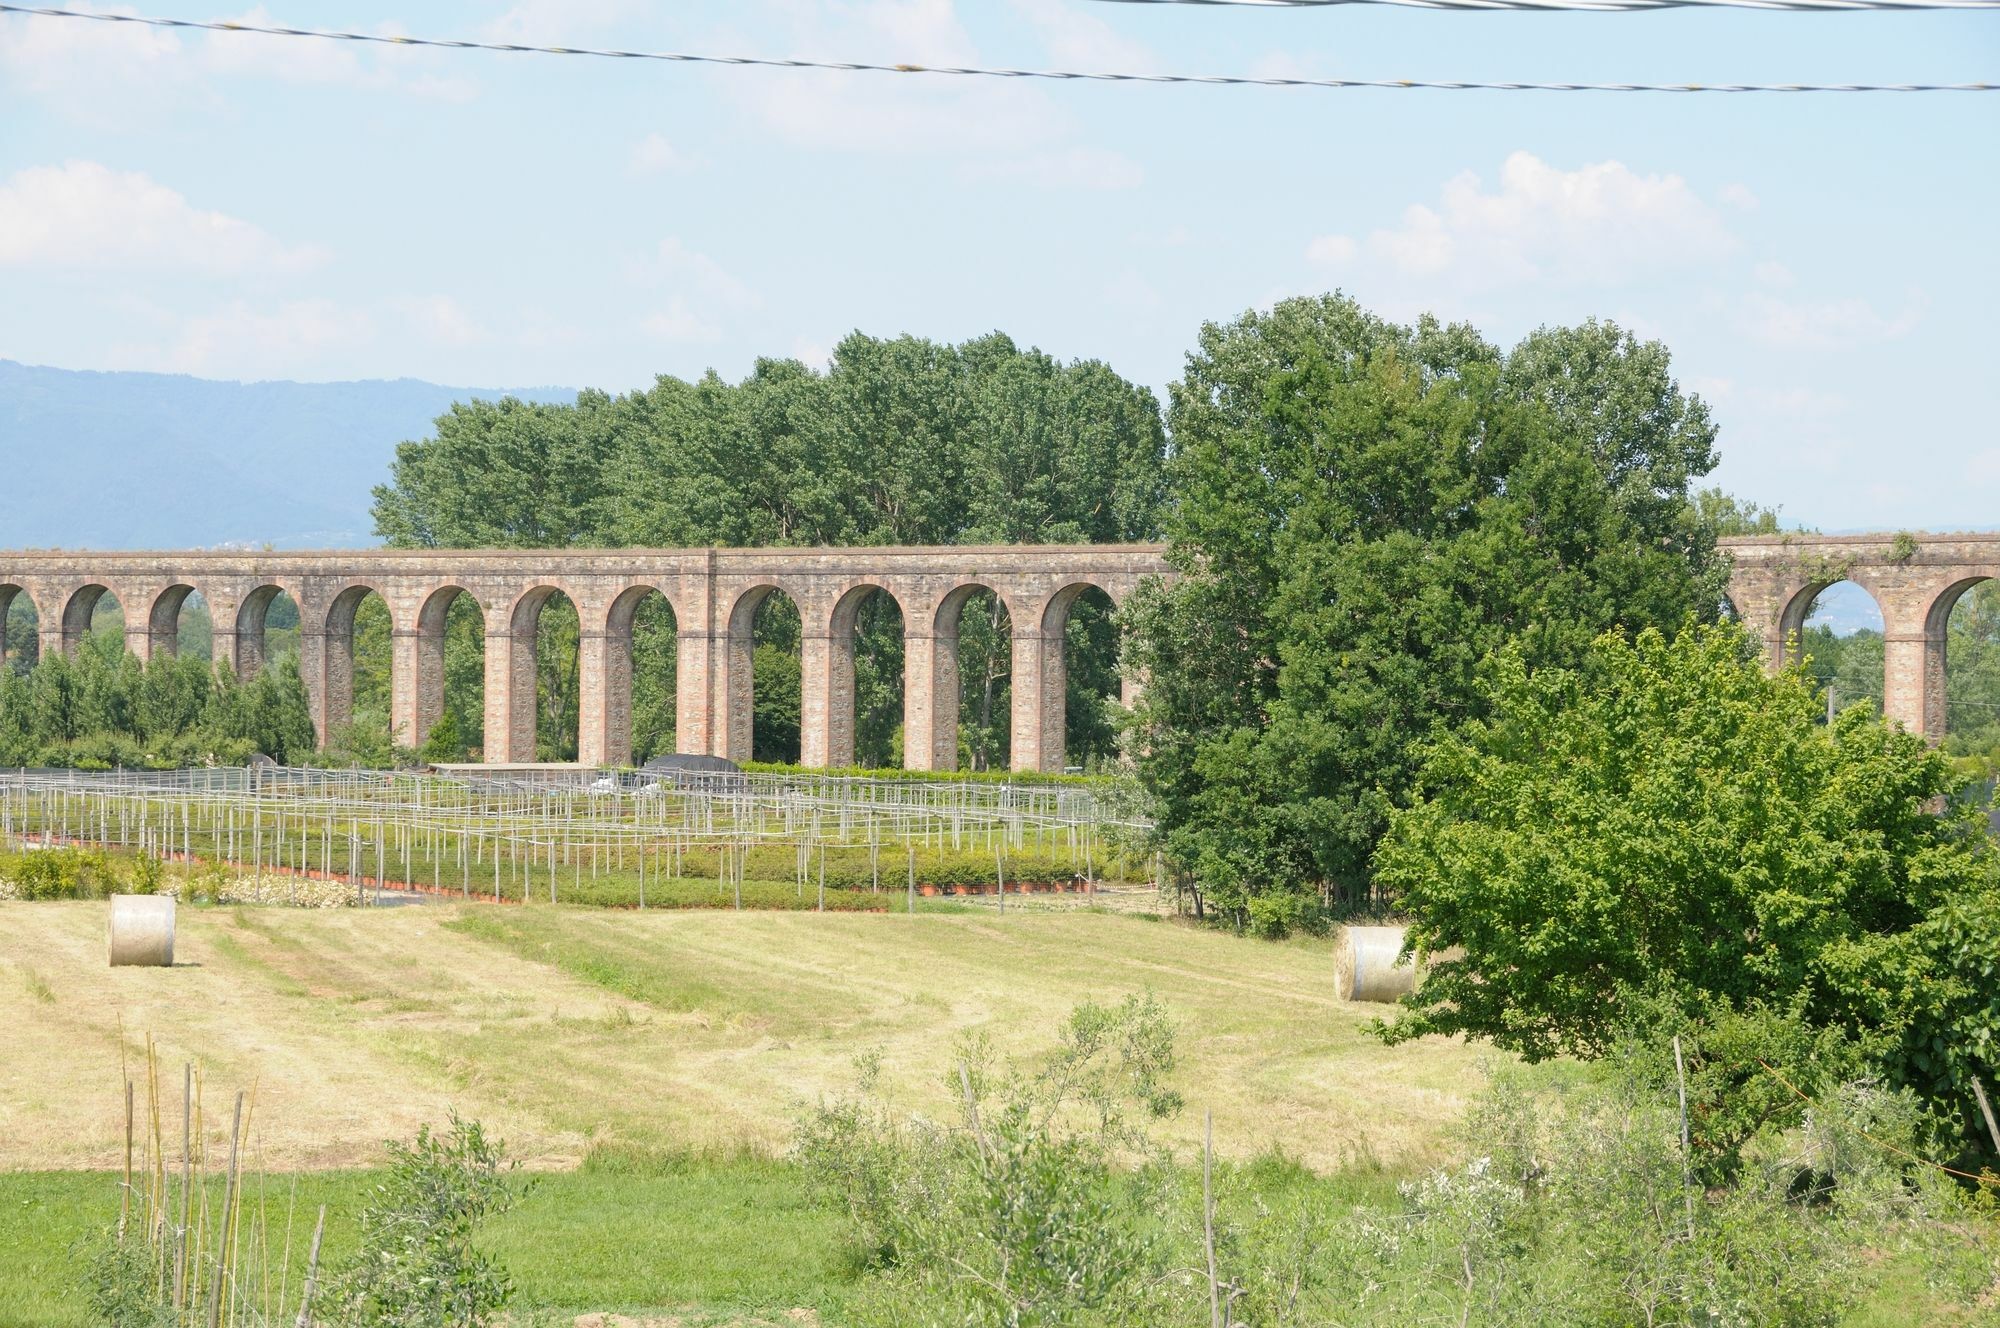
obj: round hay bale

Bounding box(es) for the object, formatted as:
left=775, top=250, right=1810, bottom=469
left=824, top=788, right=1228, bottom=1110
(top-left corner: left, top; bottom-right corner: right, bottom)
left=1335, top=924, right=1417, bottom=1003
left=108, top=895, right=175, bottom=968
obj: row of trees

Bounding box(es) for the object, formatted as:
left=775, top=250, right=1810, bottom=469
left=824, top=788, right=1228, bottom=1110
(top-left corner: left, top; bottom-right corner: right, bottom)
left=369, top=331, right=1167, bottom=767
left=0, top=628, right=316, bottom=767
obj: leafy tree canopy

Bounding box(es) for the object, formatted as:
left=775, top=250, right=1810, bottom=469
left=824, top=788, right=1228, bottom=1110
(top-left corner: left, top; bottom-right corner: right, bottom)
left=371, top=331, right=1164, bottom=767
left=1378, top=622, right=2000, bottom=1157
left=1126, top=297, right=1732, bottom=918
left=372, top=330, right=1166, bottom=550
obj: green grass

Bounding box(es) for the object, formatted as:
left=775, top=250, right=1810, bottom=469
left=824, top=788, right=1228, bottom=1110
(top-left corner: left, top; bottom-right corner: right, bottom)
left=3, top=1151, right=1980, bottom=1328
left=0, top=1155, right=861, bottom=1327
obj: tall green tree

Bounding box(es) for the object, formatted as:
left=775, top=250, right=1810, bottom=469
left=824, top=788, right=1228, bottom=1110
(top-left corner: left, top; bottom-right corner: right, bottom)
left=1126, top=298, right=1730, bottom=921
left=371, top=333, right=1165, bottom=767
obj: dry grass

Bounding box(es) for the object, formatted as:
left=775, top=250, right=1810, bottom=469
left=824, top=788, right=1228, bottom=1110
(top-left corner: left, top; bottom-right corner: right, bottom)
left=0, top=900, right=1498, bottom=1173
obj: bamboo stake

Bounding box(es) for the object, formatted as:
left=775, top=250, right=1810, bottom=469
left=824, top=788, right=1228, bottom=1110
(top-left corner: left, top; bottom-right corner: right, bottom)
left=119, top=1079, right=132, bottom=1243
left=293, top=1205, right=326, bottom=1328
left=1204, top=1109, right=1222, bottom=1328
left=208, top=1091, right=243, bottom=1328
left=1973, top=1077, right=2000, bottom=1156
left=1673, top=1035, right=1695, bottom=1242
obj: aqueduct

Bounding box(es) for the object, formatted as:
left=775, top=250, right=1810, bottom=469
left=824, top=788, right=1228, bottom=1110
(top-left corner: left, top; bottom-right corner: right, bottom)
left=1719, top=531, right=2000, bottom=737
left=0, top=545, right=1169, bottom=771
left=2, top=532, right=1991, bottom=766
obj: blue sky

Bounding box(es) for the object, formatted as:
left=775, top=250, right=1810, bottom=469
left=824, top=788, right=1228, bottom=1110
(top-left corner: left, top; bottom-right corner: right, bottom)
left=2, top=0, right=1995, bottom=534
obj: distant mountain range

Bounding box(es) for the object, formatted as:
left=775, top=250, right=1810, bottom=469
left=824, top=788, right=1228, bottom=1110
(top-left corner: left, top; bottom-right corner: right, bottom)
left=0, top=360, right=574, bottom=550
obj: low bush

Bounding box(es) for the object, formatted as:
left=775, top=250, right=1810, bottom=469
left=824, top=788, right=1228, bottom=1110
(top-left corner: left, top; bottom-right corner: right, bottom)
left=3, top=847, right=124, bottom=900
left=800, top=998, right=2000, bottom=1327
left=322, top=1113, right=523, bottom=1328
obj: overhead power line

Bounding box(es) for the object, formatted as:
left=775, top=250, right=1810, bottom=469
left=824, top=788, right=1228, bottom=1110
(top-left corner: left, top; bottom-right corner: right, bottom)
left=0, top=4, right=1991, bottom=92
left=1092, top=0, right=2000, bottom=9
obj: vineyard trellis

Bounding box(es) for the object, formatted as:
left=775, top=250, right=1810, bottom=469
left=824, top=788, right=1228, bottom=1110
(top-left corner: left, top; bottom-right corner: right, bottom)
left=0, top=765, right=1157, bottom=910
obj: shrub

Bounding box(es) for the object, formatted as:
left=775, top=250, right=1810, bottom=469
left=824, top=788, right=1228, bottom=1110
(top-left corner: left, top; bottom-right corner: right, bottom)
left=796, top=995, right=1184, bottom=1325
left=321, top=1112, right=522, bottom=1328
left=11, top=848, right=118, bottom=900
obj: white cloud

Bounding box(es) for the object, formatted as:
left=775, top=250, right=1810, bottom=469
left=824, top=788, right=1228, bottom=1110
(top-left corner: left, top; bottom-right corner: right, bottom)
left=1753, top=260, right=1795, bottom=287
left=1103, top=270, right=1166, bottom=313
left=630, top=238, right=756, bottom=343
left=1246, top=50, right=1331, bottom=82
left=640, top=299, right=721, bottom=343
left=1738, top=291, right=1924, bottom=349
left=390, top=295, right=488, bottom=348
left=0, top=3, right=474, bottom=112
left=0, top=161, right=328, bottom=274
left=1317, top=152, right=1740, bottom=291
left=1305, top=233, right=1357, bottom=265
left=962, top=146, right=1144, bottom=191
left=642, top=237, right=757, bottom=309
left=1719, top=183, right=1760, bottom=211
left=146, top=298, right=376, bottom=375
left=1011, top=0, right=1157, bottom=70
left=199, top=10, right=476, bottom=100
left=725, top=1, right=1064, bottom=154
left=628, top=132, right=694, bottom=176
left=0, top=4, right=182, bottom=97
left=482, top=0, right=647, bottom=45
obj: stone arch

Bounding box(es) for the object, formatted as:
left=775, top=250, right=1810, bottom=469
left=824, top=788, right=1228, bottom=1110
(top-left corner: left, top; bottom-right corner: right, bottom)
left=503, top=583, right=584, bottom=762
left=1922, top=576, right=1996, bottom=741
left=1779, top=578, right=1885, bottom=721
left=825, top=581, right=907, bottom=768
left=233, top=583, right=302, bottom=679
left=322, top=582, right=395, bottom=740
left=1031, top=579, right=1126, bottom=774
left=921, top=581, right=1018, bottom=772
left=60, top=583, right=125, bottom=657
left=143, top=583, right=200, bottom=660
left=599, top=583, right=683, bottom=766
left=414, top=584, right=486, bottom=759
left=0, top=582, right=39, bottom=673
left=723, top=582, right=803, bottom=764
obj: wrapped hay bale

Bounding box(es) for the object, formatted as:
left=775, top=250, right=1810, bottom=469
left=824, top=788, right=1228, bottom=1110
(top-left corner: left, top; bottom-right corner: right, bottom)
left=1335, top=924, right=1418, bottom=1003
left=1334, top=924, right=1465, bottom=1003
left=108, top=894, right=175, bottom=967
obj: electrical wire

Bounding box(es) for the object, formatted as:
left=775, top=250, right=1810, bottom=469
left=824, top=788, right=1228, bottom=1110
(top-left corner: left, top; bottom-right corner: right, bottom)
left=0, top=4, right=1991, bottom=93
left=1091, top=0, right=2000, bottom=10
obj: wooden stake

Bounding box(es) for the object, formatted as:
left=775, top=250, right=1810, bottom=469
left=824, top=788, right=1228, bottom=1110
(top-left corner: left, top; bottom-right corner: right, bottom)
left=119, top=1079, right=132, bottom=1243
left=209, top=1092, right=243, bottom=1328
left=1204, top=1109, right=1221, bottom=1328
left=293, top=1205, right=326, bottom=1328
left=1973, top=1077, right=2000, bottom=1156
left=1673, top=1035, right=1695, bottom=1241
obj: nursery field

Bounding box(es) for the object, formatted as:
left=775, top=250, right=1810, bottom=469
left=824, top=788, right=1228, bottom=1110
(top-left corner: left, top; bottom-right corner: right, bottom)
left=0, top=766, right=1152, bottom=909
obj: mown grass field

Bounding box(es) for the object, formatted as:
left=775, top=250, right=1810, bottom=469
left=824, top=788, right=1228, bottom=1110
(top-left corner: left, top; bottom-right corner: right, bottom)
left=0, top=899, right=1481, bottom=1173
left=0, top=900, right=1981, bottom=1326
